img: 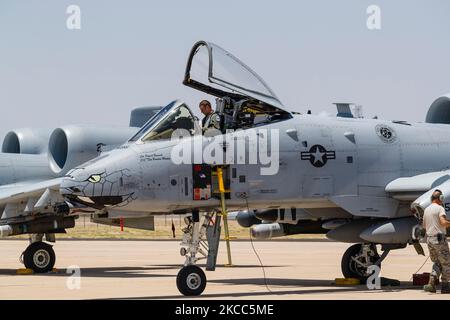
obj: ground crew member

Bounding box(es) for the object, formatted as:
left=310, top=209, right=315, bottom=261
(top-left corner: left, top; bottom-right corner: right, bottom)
left=423, top=189, right=450, bottom=294
left=198, top=100, right=220, bottom=134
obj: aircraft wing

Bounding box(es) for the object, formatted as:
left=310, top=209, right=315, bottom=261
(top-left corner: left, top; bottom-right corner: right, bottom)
left=385, top=170, right=450, bottom=200
left=0, top=178, right=64, bottom=220
left=0, top=178, right=62, bottom=205
left=386, top=170, right=450, bottom=215
left=329, top=171, right=450, bottom=219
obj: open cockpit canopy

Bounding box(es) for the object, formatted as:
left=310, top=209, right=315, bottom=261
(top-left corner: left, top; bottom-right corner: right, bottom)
left=183, top=41, right=282, bottom=108
left=183, top=41, right=291, bottom=130
left=131, top=41, right=293, bottom=144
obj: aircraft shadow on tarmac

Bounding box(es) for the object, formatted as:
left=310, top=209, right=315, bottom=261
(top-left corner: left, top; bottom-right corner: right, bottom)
left=114, top=278, right=423, bottom=299
left=0, top=266, right=176, bottom=279
left=0, top=264, right=423, bottom=298
left=0, top=264, right=283, bottom=279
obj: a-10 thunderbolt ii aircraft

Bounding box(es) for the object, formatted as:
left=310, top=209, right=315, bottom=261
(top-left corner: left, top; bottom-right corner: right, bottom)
left=0, top=106, right=161, bottom=273
left=60, top=40, right=450, bottom=296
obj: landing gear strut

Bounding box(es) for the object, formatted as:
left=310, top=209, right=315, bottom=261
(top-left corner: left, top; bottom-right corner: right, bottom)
left=21, top=234, right=56, bottom=273
left=176, top=209, right=215, bottom=296
left=341, top=243, right=383, bottom=281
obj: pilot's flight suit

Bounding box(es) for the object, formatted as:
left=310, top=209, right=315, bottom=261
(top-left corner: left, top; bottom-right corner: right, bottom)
left=423, top=203, right=450, bottom=293
left=202, top=111, right=221, bottom=134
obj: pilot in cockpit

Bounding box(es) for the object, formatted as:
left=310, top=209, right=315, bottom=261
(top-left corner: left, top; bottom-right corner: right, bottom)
left=199, top=100, right=220, bottom=134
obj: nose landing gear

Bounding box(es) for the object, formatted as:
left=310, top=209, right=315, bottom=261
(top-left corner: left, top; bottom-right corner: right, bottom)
left=176, top=209, right=212, bottom=296
left=176, top=166, right=232, bottom=296
left=176, top=265, right=207, bottom=296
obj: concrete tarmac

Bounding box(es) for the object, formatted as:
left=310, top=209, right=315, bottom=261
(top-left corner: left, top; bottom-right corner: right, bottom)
left=0, top=239, right=448, bottom=300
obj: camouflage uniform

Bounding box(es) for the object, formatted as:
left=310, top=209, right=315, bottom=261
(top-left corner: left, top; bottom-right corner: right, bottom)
left=422, top=202, right=450, bottom=293
left=427, top=235, right=450, bottom=282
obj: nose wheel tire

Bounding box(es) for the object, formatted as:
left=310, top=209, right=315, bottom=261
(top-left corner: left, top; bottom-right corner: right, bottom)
left=341, top=243, right=380, bottom=281
left=23, top=242, right=55, bottom=273
left=176, top=265, right=207, bottom=296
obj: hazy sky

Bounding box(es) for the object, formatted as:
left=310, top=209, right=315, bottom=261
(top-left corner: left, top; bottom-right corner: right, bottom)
left=1, top=0, right=450, bottom=140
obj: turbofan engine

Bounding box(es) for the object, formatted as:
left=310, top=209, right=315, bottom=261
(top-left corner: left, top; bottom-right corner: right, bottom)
left=2, top=128, right=52, bottom=154
left=48, top=125, right=137, bottom=175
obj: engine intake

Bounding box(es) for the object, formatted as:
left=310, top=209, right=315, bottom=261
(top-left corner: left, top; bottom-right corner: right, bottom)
left=2, top=128, right=51, bottom=154
left=48, top=125, right=137, bottom=175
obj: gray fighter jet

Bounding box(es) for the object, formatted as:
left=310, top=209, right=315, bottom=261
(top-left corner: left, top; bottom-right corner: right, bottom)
left=60, top=40, right=450, bottom=296
left=0, top=106, right=161, bottom=273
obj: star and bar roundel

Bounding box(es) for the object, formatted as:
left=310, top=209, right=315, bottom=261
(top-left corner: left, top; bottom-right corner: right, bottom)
left=301, top=144, right=336, bottom=168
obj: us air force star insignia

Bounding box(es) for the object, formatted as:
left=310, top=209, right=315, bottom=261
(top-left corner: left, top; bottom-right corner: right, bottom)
left=301, top=144, right=336, bottom=168
left=375, top=124, right=396, bottom=143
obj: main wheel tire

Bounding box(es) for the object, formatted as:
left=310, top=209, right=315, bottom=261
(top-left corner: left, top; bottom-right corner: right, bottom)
left=176, top=265, right=207, bottom=296
left=23, top=242, right=55, bottom=273
left=341, top=243, right=380, bottom=281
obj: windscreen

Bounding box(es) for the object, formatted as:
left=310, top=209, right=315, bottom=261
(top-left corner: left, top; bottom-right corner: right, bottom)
left=128, top=101, right=176, bottom=142
left=141, top=104, right=196, bottom=142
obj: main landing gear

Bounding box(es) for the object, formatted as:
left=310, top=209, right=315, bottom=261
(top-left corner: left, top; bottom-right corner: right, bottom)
left=20, top=234, right=56, bottom=273
left=341, top=243, right=391, bottom=281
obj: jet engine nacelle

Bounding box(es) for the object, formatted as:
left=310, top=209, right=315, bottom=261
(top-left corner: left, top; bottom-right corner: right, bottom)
left=48, top=125, right=137, bottom=175
left=2, top=128, right=52, bottom=154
